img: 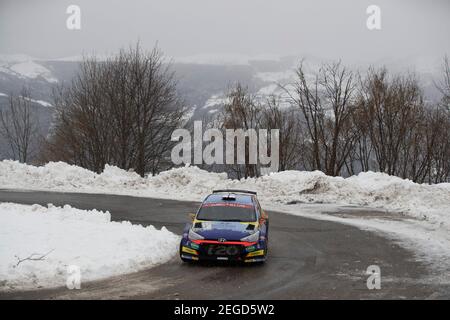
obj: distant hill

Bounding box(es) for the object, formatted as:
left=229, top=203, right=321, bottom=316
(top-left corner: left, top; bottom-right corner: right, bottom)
left=0, top=54, right=444, bottom=161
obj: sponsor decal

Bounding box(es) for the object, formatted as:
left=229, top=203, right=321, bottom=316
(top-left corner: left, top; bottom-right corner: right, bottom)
left=196, top=220, right=252, bottom=232
left=207, top=245, right=240, bottom=256
left=190, top=242, right=200, bottom=250
left=245, top=245, right=256, bottom=252
left=200, top=221, right=213, bottom=230
left=181, top=246, right=198, bottom=255
left=246, top=249, right=265, bottom=257
left=202, top=202, right=254, bottom=209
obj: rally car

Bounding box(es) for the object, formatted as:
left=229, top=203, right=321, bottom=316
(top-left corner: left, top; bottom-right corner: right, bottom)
left=179, top=189, right=269, bottom=263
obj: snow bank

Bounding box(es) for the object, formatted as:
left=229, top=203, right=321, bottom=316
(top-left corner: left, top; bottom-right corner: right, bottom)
left=236, top=170, right=450, bottom=226
left=0, top=202, right=179, bottom=291
left=1, top=160, right=448, bottom=227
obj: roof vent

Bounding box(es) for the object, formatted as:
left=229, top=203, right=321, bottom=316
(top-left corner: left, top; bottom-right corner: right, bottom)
left=222, top=193, right=236, bottom=200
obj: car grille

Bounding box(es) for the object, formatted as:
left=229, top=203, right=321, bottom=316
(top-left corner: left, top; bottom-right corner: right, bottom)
left=203, top=244, right=244, bottom=256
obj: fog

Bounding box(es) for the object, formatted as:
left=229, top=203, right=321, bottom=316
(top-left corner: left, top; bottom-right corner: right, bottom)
left=0, top=0, right=449, bottom=64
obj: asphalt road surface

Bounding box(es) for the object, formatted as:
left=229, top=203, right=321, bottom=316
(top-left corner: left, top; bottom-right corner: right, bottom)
left=0, top=190, right=445, bottom=299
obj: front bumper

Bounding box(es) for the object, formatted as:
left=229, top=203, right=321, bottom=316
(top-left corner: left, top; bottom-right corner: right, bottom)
left=180, top=238, right=267, bottom=263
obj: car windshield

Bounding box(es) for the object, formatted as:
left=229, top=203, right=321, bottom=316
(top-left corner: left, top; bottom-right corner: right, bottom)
left=196, top=203, right=256, bottom=222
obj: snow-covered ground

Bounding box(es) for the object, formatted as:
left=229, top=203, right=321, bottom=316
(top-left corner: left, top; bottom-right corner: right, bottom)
left=0, top=160, right=449, bottom=286
left=0, top=202, right=179, bottom=291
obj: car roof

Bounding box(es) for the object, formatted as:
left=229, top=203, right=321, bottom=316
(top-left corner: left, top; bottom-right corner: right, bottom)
left=204, top=193, right=254, bottom=205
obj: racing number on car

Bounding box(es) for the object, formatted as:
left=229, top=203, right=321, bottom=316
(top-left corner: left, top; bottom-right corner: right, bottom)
left=208, top=245, right=239, bottom=256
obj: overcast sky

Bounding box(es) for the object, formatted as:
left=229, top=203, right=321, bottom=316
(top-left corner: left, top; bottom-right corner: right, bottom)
left=0, top=0, right=449, bottom=65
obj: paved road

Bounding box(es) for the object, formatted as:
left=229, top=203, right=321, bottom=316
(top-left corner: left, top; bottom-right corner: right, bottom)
left=0, top=190, right=443, bottom=299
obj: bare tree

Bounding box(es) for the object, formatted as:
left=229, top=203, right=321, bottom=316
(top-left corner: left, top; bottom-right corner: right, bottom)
left=346, top=99, right=373, bottom=174
left=356, top=69, right=425, bottom=178
left=260, top=96, right=302, bottom=171
left=436, top=55, right=450, bottom=110
left=0, top=88, right=39, bottom=163
left=427, top=106, right=450, bottom=183
left=219, top=83, right=260, bottom=178
left=42, top=44, right=186, bottom=176
left=286, top=61, right=357, bottom=176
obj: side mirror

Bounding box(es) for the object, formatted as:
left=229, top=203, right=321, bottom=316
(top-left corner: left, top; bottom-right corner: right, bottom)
left=189, top=213, right=196, bottom=221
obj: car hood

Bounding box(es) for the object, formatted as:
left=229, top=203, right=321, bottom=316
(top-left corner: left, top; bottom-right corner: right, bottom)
left=194, top=221, right=256, bottom=241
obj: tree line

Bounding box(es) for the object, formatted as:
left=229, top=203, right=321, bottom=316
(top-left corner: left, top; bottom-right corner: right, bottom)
left=0, top=45, right=448, bottom=183
left=214, top=59, right=450, bottom=183
left=217, top=59, right=450, bottom=183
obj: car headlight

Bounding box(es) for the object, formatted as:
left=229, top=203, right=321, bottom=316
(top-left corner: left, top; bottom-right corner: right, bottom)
left=240, top=231, right=260, bottom=242
left=188, top=228, right=204, bottom=240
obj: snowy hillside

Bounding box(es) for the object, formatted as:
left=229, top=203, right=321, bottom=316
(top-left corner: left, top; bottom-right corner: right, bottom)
left=0, top=55, right=57, bottom=83
left=0, top=92, right=52, bottom=108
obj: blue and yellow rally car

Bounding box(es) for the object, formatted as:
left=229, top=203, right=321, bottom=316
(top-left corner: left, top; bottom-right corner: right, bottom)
left=180, top=189, right=269, bottom=263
